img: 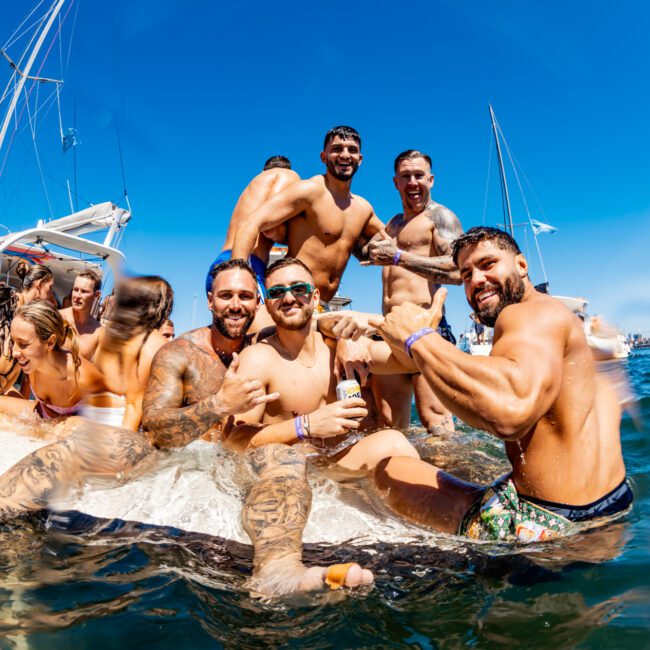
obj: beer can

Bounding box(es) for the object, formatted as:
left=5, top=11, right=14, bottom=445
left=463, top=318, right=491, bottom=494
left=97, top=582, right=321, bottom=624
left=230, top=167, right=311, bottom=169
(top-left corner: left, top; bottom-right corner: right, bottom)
left=336, top=379, right=362, bottom=401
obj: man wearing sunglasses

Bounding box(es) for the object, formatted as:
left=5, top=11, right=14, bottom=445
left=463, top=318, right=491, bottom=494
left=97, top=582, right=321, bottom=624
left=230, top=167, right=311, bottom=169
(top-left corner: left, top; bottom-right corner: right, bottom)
left=224, top=256, right=420, bottom=596
left=230, top=126, right=386, bottom=305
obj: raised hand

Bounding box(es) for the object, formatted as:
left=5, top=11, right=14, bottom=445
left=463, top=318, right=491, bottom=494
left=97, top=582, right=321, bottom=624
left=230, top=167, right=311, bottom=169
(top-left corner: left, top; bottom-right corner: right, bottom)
left=217, top=352, right=280, bottom=415
left=334, top=338, right=372, bottom=386
left=369, top=290, right=448, bottom=350
left=308, top=398, right=368, bottom=438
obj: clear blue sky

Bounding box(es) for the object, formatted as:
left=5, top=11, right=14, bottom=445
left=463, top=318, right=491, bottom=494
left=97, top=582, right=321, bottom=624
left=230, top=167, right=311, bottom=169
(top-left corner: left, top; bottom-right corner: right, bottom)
left=2, top=0, right=649, bottom=336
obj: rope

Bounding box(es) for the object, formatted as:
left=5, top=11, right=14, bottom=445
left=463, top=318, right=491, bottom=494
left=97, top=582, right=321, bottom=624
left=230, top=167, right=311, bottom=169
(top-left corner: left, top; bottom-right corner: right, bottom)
left=24, top=84, right=54, bottom=219
left=1, top=1, right=48, bottom=51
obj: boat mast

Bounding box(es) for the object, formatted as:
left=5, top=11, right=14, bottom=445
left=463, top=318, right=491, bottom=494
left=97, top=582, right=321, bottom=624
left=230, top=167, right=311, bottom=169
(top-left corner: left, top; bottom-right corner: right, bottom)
left=0, top=0, right=66, bottom=160
left=489, top=104, right=515, bottom=236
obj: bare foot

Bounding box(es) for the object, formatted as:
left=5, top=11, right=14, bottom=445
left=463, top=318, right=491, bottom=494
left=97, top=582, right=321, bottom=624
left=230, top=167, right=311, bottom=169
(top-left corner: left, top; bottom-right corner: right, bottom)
left=248, top=558, right=374, bottom=598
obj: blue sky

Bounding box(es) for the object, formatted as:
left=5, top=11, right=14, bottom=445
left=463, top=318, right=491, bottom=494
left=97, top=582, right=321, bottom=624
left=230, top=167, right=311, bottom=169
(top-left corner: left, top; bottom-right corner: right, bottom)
left=1, top=0, right=649, bottom=336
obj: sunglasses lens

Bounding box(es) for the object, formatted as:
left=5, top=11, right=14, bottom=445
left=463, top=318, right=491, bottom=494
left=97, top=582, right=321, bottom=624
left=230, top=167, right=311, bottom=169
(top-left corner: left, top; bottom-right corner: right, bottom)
left=267, top=286, right=285, bottom=299
left=291, top=283, right=309, bottom=296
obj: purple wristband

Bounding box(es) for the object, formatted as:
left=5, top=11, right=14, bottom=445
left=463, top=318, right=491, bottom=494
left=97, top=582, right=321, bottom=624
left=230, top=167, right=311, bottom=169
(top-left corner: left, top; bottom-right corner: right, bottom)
left=294, top=416, right=306, bottom=441
left=404, top=328, right=435, bottom=358
left=393, top=249, right=403, bottom=266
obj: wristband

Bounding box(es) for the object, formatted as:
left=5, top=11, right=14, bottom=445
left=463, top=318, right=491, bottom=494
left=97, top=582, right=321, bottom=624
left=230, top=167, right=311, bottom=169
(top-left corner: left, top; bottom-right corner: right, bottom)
left=404, top=328, right=435, bottom=358
left=302, top=414, right=311, bottom=438
left=294, top=416, right=306, bottom=441
left=393, top=249, right=403, bottom=266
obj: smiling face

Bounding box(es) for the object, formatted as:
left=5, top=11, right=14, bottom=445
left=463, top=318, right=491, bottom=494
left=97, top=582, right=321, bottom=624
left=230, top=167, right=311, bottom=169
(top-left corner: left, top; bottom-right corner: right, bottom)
left=320, top=135, right=362, bottom=182
left=393, top=157, right=434, bottom=215
left=10, top=316, right=54, bottom=374
left=458, top=240, right=528, bottom=327
left=265, top=264, right=319, bottom=331
left=71, top=276, right=99, bottom=314
left=207, top=268, right=258, bottom=340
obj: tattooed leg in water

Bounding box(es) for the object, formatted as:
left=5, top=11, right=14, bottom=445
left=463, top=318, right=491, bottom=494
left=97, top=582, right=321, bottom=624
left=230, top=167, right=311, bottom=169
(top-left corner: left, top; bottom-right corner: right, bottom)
left=242, top=444, right=373, bottom=596
left=0, top=424, right=153, bottom=518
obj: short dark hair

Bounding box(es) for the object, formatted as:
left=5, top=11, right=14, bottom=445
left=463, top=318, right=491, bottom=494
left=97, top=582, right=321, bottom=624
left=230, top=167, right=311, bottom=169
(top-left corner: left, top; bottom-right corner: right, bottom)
left=263, top=155, right=292, bottom=171
left=394, top=149, right=432, bottom=173
left=451, top=226, right=522, bottom=266
left=265, top=256, right=313, bottom=282
left=323, top=125, right=361, bottom=150
left=209, top=258, right=258, bottom=290
left=76, top=268, right=102, bottom=292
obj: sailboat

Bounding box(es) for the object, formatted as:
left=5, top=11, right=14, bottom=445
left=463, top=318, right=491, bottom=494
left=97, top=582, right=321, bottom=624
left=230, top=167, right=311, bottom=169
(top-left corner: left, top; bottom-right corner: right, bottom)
left=0, top=0, right=130, bottom=300
left=461, top=105, right=629, bottom=359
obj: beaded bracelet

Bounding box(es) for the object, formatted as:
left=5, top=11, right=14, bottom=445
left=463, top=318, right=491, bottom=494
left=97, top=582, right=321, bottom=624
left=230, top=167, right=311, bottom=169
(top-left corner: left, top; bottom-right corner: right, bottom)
left=404, top=328, right=435, bottom=358
left=393, top=249, right=403, bottom=266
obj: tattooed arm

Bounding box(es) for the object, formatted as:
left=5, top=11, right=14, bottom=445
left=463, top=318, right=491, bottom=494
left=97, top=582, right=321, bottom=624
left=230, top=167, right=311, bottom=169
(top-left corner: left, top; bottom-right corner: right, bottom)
left=143, top=339, right=278, bottom=449
left=366, top=205, right=463, bottom=284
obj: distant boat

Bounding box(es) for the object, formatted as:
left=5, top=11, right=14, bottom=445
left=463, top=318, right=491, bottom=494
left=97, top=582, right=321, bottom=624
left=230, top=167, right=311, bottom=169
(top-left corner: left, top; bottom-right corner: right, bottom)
left=461, top=106, right=628, bottom=359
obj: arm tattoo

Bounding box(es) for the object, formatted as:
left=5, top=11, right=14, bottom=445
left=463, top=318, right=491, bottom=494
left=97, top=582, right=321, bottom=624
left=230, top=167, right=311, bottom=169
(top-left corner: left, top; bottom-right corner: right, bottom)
left=142, top=340, right=228, bottom=449
left=400, top=205, right=463, bottom=284
left=242, top=444, right=311, bottom=571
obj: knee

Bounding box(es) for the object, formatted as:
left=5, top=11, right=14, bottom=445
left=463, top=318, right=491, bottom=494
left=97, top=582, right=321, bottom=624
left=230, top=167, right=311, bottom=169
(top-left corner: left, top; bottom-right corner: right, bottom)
left=372, top=428, right=419, bottom=461
left=246, top=444, right=307, bottom=478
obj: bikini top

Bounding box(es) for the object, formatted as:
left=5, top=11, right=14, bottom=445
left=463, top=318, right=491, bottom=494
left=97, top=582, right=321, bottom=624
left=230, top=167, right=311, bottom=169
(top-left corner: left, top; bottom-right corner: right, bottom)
left=31, top=387, right=83, bottom=419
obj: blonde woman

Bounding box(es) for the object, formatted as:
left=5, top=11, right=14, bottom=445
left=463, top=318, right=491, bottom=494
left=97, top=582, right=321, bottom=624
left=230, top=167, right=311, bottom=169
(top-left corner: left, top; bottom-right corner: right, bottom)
left=0, top=301, right=106, bottom=419
left=87, top=276, right=173, bottom=430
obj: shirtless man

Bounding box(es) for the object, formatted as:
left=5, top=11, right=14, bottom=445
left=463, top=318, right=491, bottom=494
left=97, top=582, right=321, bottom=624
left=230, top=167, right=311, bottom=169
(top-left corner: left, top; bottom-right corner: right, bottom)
left=59, top=269, right=103, bottom=360
left=367, top=227, right=632, bottom=542
left=143, top=258, right=373, bottom=595
left=363, top=150, right=463, bottom=432
left=231, top=126, right=385, bottom=303
left=224, top=256, right=417, bottom=595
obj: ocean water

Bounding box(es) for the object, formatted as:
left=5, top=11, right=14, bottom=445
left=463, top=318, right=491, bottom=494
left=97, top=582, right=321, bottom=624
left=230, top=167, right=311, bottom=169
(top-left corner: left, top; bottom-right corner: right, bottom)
left=0, top=354, right=648, bottom=649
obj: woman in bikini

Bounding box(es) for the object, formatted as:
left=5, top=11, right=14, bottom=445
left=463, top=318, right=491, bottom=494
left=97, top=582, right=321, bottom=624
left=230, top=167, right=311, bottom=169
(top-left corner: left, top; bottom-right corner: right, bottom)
left=0, top=283, right=22, bottom=395
left=86, top=275, right=173, bottom=430
left=0, top=301, right=106, bottom=419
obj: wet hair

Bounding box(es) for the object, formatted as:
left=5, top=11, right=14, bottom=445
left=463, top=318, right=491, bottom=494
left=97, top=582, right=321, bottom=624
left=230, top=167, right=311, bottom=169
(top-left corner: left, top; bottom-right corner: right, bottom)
left=451, top=226, right=522, bottom=266
left=0, top=282, right=17, bottom=359
left=263, top=155, right=292, bottom=171
left=323, top=125, right=361, bottom=150
left=393, top=149, right=432, bottom=173
left=209, top=258, right=257, bottom=290
left=103, top=276, right=174, bottom=351
left=76, top=268, right=102, bottom=292
left=15, top=301, right=81, bottom=373
left=265, top=256, right=313, bottom=282
left=15, top=260, right=53, bottom=291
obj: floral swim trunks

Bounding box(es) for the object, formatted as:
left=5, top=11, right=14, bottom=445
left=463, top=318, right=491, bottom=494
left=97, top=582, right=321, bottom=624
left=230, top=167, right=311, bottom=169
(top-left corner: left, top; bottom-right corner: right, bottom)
left=458, top=475, right=633, bottom=543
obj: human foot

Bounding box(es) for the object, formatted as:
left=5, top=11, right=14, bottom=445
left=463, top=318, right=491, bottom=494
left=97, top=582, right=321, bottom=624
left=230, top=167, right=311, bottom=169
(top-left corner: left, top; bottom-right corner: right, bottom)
left=248, top=559, right=374, bottom=598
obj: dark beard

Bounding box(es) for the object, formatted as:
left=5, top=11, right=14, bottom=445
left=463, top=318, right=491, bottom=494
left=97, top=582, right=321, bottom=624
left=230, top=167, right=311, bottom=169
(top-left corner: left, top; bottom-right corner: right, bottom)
left=273, top=308, right=312, bottom=331
left=470, top=274, right=526, bottom=327
left=213, top=311, right=254, bottom=339
left=326, top=159, right=359, bottom=182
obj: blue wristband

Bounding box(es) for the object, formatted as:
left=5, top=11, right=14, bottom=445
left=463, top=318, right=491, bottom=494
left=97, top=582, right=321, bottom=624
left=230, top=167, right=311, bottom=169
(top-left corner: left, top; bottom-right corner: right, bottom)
left=393, top=249, right=403, bottom=266
left=404, top=328, right=435, bottom=358
left=294, top=416, right=305, bottom=441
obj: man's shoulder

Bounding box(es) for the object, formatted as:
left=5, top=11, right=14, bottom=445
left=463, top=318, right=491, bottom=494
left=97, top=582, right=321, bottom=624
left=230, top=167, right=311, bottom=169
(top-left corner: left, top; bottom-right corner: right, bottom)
left=59, top=306, right=73, bottom=320
left=497, top=293, right=574, bottom=336
left=164, top=328, right=212, bottom=359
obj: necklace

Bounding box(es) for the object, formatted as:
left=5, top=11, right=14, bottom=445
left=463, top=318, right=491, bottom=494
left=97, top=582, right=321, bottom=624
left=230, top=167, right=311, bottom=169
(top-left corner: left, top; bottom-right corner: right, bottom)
left=210, top=328, right=240, bottom=367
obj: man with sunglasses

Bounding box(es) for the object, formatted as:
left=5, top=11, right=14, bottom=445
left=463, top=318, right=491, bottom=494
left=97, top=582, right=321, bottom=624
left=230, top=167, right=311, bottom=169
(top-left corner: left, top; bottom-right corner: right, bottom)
left=224, top=256, right=419, bottom=596
left=230, top=126, right=386, bottom=305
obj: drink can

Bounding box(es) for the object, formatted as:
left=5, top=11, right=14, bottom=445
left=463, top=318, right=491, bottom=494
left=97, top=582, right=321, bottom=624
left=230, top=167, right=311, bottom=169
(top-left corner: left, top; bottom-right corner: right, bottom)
left=336, top=379, right=362, bottom=401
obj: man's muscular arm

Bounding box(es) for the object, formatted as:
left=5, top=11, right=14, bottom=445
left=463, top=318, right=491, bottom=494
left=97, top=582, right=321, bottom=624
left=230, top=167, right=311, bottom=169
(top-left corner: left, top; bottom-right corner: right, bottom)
left=231, top=180, right=318, bottom=260
left=143, top=341, right=277, bottom=449
left=367, top=206, right=463, bottom=284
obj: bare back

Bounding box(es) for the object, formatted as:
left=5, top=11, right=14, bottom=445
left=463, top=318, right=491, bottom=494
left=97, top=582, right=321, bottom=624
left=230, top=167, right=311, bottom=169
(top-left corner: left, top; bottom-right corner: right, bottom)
left=287, top=176, right=379, bottom=302
left=495, top=293, right=625, bottom=504
left=223, top=168, right=300, bottom=262
left=382, top=202, right=461, bottom=313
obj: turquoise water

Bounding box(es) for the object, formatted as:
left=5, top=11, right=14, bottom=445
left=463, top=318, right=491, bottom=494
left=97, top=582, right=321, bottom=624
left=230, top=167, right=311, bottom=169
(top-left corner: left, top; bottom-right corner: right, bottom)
left=0, top=354, right=648, bottom=648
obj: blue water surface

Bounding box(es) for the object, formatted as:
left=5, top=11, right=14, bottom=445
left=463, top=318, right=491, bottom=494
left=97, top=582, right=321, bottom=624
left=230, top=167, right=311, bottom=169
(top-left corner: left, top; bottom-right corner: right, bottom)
left=0, top=353, right=648, bottom=649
